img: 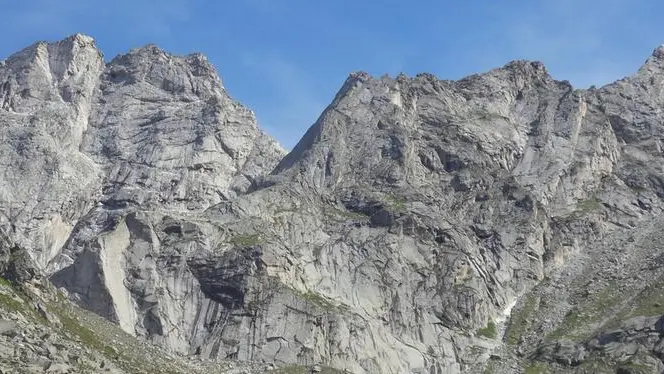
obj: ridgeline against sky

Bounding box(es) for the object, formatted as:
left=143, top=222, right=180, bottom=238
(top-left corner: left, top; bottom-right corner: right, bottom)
left=1, top=0, right=661, bottom=149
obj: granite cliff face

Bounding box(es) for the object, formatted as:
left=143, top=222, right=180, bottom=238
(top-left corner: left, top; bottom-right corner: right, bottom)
left=3, top=34, right=664, bottom=373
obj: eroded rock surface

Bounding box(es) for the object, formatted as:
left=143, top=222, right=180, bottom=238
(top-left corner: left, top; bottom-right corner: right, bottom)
left=4, top=35, right=664, bottom=373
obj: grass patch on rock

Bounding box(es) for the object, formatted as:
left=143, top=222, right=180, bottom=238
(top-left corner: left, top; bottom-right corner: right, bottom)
left=524, top=362, right=550, bottom=374
left=0, top=277, right=13, bottom=288
left=57, top=311, right=119, bottom=359
left=575, top=358, right=614, bottom=373
left=49, top=299, right=181, bottom=374
left=302, top=291, right=337, bottom=310
left=274, top=279, right=350, bottom=313
left=324, top=206, right=369, bottom=222
left=626, top=276, right=664, bottom=318
left=616, top=362, right=653, bottom=374
left=546, top=282, right=620, bottom=342
left=299, top=290, right=350, bottom=313
left=0, top=278, right=45, bottom=323
left=0, top=292, right=27, bottom=315
left=505, top=294, right=539, bottom=346
left=573, top=197, right=603, bottom=216
left=477, top=321, right=497, bottom=339
left=384, top=194, right=407, bottom=212
left=230, top=233, right=262, bottom=247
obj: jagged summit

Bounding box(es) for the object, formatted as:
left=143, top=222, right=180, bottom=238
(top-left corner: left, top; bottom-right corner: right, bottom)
left=631, top=44, right=664, bottom=78
left=274, top=57, right=558, bottom=191
left=651, top=44, right=664, bottom=59
left=4, top=35, right=664, bottom=374
left=4, top=32, right=101, bottom=63
left=118, top=43, right=214, bottom=65
left=55, top=32, right=97, bottom=49
left=106, top=44, right=223, bottom=93
left=0, top=33, right=285, bottom=262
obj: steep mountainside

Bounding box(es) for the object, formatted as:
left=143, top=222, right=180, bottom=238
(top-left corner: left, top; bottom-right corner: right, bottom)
left=3, top=34, right=664, bottom=373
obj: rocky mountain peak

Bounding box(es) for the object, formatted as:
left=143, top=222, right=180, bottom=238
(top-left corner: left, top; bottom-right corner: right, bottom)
left=5, top=33, right=100, bottom=65
left=5, top=36, right=664, bottom=374
left=651, top=44, right=664, bottom=59
left=502, top=59, right=548, bottom=75
left=264, top=48, right=664, bottom=373
left=0, top=34, right=285, bottom=271
left=49, top=32, right=99, bottom=57
left=628, top=43, right=664, bottom=79
left=274, top=58, right=560, bottom=197
left=1, top=33, right=103, bottom=111
left=106, top=44, right=222, bottom=98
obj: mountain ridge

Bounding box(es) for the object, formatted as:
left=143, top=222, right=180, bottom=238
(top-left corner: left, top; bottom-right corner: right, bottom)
left=2, top=34, right=664, bottom=373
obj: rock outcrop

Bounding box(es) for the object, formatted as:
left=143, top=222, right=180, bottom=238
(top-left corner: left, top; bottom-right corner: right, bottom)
left=4, top=34, right=664, bottom=373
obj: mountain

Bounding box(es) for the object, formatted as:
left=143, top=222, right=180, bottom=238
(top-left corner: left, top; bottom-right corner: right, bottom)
left=2, top=34, right=664, bottom=373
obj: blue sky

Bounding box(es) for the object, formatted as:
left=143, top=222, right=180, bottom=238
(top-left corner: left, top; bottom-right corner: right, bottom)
left=1, top=0, right=662, bottom=149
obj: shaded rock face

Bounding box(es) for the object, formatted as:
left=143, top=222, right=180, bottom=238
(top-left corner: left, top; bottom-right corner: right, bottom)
left=4, top=35, right=664, bottom=373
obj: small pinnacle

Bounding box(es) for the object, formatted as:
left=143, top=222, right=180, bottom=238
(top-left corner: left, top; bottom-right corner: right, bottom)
left=66, top=33, right=95, bottom=44
left=652, top=45, right=664, bottom=59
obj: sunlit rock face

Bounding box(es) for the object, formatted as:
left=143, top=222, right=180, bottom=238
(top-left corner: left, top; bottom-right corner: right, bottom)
left=4, top=35, right=664, bottom=373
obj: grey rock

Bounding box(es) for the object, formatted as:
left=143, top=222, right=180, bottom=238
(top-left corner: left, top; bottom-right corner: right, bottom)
left=0, top=320, right=18, bottom=337
left=536, top=340, right=586, bottom=366
left=6, top=35, right=664, bottom=374
left=45, top=362, right=71, bottom=373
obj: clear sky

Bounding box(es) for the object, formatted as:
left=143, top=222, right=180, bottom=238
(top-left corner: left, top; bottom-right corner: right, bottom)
left=1, top=0, right=662, bottom=149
